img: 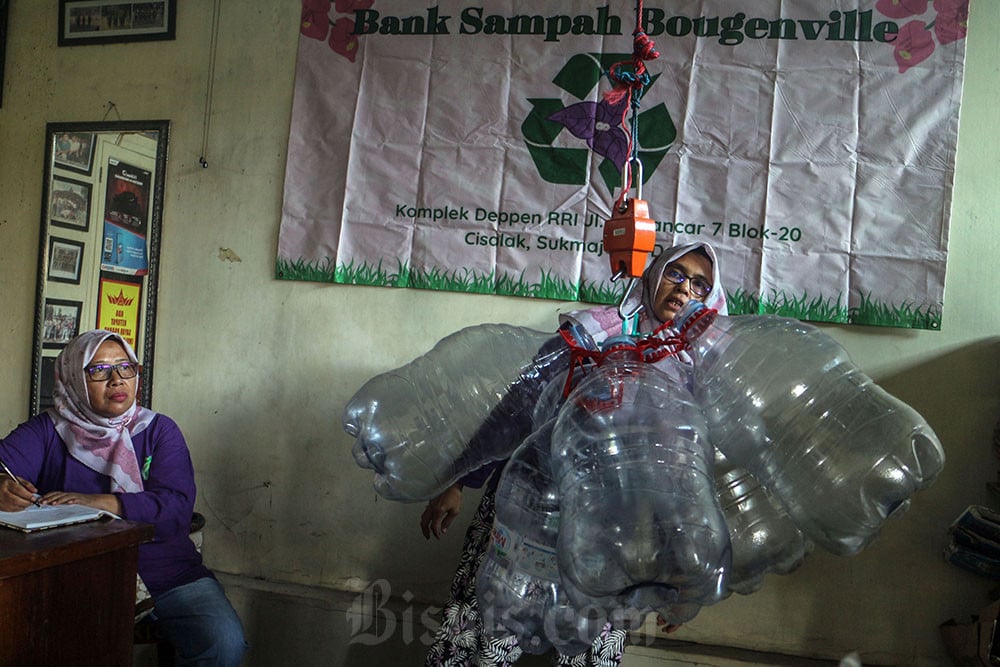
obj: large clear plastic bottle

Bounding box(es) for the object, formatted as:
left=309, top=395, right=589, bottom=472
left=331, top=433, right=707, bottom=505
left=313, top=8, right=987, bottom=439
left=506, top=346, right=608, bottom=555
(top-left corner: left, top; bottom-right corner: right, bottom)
left=342, top=324, right=572, bottom=501
left=476, top=420, right=608, bottom=656
left=714, top=449, right=812, bottom=595
left=551, top=339, right=731, bottom=625
left=675, top=302, right=946, bottom=556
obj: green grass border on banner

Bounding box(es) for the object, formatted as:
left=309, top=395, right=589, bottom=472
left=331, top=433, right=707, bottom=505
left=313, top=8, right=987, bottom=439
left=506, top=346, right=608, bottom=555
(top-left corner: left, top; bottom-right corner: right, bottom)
left=275, top=258, right=941, bottom=330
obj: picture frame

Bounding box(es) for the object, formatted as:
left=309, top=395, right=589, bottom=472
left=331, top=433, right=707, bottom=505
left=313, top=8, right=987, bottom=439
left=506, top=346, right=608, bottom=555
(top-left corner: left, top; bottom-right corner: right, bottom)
left=53, top=132, right=96, bottom=175
left=58, top=0, right=176, bottom=47
left=49, top=175, right=92, bottom=231
left=38, top=356, right=57, bottom=411
left=42, top=298, right=83, bottom=349
left=31, top=120, right=170, bottom=416
left=47, top=237, right=85, bottom=285
left=0, top=0, right=9, bottom=108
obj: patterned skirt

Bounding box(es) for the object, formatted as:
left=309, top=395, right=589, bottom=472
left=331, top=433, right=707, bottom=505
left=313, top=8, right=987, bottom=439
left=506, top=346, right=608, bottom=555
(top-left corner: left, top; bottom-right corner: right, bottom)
left=424, top=487, right=628, bottom=667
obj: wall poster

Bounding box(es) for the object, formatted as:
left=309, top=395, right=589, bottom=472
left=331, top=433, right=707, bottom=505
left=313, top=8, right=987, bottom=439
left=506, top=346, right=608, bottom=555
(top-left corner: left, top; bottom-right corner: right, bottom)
left=96, top=271, right=142, bottom=349
left=101, top=158, right=150, bottom=275
left=278, top=0, right=970, bottom=329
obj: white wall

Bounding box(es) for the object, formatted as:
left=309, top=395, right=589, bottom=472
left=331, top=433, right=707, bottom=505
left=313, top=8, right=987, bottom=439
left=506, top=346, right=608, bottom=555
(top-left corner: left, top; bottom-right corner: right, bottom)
left=1, top=3, right=998, bottom=665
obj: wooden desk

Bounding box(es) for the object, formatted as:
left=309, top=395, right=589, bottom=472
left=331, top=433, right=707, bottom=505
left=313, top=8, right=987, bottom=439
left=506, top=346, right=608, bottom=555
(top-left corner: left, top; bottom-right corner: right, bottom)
left=0, top=518, right=154, bottom=667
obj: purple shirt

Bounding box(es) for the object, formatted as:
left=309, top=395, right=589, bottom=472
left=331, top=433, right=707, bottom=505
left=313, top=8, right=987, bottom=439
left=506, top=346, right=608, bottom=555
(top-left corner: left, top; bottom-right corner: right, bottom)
left=0, top=412, right=212, bottom=597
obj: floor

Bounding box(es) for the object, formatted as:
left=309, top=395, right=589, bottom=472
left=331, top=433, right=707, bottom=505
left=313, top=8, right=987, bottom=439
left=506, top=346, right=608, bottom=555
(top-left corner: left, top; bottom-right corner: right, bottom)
left=134, top=573, right=850, bottom=667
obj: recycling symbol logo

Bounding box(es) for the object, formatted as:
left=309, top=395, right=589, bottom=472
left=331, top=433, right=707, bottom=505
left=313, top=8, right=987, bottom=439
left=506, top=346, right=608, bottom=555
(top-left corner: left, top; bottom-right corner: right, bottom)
left=522, top=52, right=677, bottom=192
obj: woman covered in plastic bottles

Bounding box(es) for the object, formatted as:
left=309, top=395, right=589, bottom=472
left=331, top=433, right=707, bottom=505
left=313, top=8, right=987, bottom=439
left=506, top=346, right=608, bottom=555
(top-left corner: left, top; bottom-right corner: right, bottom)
left=421, top=242, right=728, bottom=667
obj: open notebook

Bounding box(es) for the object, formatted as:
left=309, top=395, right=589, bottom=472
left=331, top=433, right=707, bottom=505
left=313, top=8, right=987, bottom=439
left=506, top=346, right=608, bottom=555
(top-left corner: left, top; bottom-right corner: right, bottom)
left=0, top=503, right=109, bottom=532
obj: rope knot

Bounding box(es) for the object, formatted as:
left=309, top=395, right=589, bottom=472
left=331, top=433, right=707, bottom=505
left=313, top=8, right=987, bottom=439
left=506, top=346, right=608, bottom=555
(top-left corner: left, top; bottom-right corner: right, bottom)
left=633, top=30, right=660, bottom=61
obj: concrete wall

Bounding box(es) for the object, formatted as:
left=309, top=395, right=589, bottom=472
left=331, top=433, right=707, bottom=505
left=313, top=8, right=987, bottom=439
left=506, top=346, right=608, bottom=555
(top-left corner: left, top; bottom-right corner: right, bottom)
left=2, top=2, right=998, bottom=665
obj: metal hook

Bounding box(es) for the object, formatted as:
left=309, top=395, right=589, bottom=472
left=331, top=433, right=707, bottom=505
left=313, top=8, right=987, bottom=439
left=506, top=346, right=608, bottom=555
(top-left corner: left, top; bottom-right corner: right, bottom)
left=618, top=157, right=644, bottom=211
left=631, top=158, right=644, bottom=200
left=616, top=277, right=644, bottom=321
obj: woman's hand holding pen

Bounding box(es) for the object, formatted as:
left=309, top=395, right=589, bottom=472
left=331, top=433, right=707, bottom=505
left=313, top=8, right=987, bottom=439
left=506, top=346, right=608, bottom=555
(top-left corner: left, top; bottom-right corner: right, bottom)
left=0, top=476, right=40, bottom=511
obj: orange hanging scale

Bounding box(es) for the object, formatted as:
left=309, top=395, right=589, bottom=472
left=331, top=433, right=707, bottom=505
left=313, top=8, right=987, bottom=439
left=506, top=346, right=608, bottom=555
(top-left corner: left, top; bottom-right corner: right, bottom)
left=603, top=193, right=656, bottom=279
left=603, top=159, right=656, bottom=280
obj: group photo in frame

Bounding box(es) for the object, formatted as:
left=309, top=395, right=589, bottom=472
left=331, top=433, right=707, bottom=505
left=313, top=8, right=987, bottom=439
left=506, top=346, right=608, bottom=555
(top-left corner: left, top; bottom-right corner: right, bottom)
left=58, top=0, right=176, bottom=47
left=38, top=356, right=58, bottom=411
left=1, top=0, right=9, bottom=108
left=53, top=131, right=95, bottom=175
left=41, top=298, right=83, bottom=348
left=49, top=174, right=92, bottom=230
left=47, top=236, right=85, bottom=285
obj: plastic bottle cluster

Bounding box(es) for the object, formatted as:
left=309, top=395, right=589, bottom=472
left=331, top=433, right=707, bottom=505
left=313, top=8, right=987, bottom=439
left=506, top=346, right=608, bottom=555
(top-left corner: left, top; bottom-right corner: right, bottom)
left=343, top=306, right=945, bottom=650
left=476, top=420, right=609, bottom=656
left=551, top=344, right=731, bottom=627
left=674, top=301, right=945, bottom=557
left=343, top=324, right=571, bottom=501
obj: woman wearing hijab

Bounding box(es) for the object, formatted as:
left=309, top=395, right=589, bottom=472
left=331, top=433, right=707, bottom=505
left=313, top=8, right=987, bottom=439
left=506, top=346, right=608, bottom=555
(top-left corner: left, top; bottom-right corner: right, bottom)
left=0, top=330, right=247, bottom=667
left=422, top=241, right=728, bottom=667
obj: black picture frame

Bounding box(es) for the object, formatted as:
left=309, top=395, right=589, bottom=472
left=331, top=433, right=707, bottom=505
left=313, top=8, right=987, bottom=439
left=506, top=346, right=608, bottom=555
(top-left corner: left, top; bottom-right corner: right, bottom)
left=53, top=132, right=96, bottom=175
left=58, top=0, right=176, bottom=47
left=49, top=174, right=92, bottom=231
left=31, top=119, right=170, bottom=416
left=42, top=298, right=83, bottom=349
left=39, top=356, right=57, bottom=411
left=47, top=236, right=85, bottom=285
left=0, top=0, right=9, bottom=108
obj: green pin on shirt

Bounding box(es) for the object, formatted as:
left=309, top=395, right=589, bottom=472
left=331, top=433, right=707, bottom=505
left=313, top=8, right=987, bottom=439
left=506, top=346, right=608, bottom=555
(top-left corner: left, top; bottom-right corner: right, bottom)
left=141, top=456, right=152, bottom=480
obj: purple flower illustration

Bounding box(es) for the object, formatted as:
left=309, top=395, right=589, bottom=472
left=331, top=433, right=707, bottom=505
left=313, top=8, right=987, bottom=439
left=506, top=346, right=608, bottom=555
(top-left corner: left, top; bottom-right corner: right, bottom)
left=547, top=95, right=630, bottom=171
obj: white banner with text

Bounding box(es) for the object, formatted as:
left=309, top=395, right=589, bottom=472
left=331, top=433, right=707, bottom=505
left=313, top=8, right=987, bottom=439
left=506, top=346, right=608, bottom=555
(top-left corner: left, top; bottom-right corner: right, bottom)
left=279, top=0, right=970, bottom=329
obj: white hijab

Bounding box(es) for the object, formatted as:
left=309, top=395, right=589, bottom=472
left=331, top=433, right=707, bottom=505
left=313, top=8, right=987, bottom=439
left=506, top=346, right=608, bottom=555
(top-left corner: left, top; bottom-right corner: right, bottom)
left=48, top=330, right=156, bottom=493
left=561, top=241, right=729, bottom=345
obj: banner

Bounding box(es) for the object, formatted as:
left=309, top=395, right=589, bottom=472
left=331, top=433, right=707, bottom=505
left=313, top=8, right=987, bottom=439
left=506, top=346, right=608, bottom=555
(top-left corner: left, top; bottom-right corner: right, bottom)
left=278, top=0, right=969, bottom=329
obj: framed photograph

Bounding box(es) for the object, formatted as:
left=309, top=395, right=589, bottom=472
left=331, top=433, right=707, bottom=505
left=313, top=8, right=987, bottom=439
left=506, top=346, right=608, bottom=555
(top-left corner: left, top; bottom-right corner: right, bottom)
left=0, top=0, right=9, bottom=108
left=39, top=356, right=57, bottom=411
left=42, top=298, right=83, bottom=349
left=49, top=175, right=93, bottom=231
left=47, top=237, right=85, bottom=285
left=58, top=0, right=176, bottom=47
left=53, top=132, right=96, bottom=175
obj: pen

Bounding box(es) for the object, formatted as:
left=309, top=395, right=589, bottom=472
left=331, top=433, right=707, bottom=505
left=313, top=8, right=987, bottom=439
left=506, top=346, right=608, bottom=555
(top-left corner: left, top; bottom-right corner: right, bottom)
left=0, top=458, right=42, bottom=507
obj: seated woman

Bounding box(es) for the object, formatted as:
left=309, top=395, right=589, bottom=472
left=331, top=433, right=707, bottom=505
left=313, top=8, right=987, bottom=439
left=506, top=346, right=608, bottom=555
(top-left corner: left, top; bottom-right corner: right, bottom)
left=0, top=330, right=247, bottom=667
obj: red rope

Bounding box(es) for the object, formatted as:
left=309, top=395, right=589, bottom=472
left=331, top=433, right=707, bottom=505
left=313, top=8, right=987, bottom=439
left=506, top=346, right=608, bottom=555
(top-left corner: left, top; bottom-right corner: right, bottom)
left=632, top=0, right=660, bottom=63
left=558, top=326, right=687, bottom=398
left=605, top=0, right=659, bottom=210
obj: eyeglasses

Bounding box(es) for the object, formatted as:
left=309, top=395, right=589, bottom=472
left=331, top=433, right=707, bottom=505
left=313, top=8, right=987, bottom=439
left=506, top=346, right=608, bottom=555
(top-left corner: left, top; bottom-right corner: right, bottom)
left=84, top=361, right=138, bottom=382
left=662, top=265, right=713, bottom=299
